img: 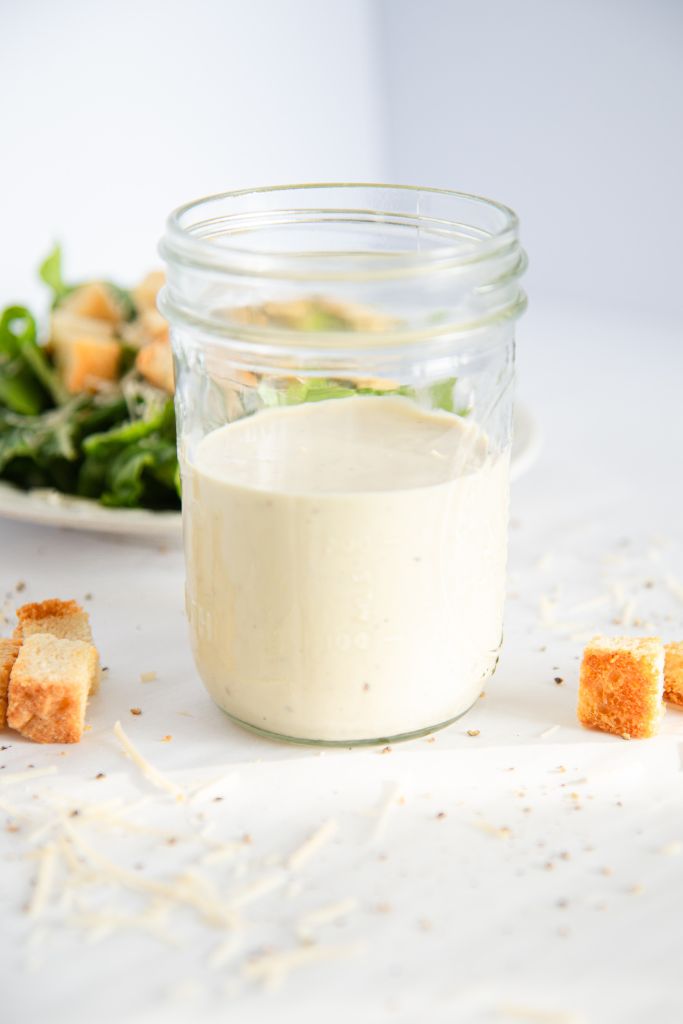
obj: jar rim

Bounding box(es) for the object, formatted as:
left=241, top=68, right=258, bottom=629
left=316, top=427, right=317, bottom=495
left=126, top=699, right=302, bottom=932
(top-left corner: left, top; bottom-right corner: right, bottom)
left=160, top=182, right=521, bottom=283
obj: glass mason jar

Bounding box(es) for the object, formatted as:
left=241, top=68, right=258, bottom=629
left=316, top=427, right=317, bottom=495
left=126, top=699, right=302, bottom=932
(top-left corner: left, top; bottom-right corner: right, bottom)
left=159, top=184, right=526, bottom=746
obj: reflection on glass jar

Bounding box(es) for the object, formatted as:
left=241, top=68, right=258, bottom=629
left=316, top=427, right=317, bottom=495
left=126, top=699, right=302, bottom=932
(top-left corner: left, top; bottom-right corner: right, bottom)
left=160, top=184, right=527, bottom=745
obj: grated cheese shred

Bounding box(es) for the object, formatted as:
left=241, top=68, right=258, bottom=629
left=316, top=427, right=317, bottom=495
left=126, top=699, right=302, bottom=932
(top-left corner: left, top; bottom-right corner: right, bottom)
left=287, top=818, right=338, bottom=872
left=28, top=842, right=58, bottom=918
left=369, top=781, right=402, bottom=845
left=113, top=721, right=186, bottom=802
left=296, top=897, right=359, bottom=940
left=0, top=766, right=57, bottom=788
left=244, top=941, right=363, bottom=990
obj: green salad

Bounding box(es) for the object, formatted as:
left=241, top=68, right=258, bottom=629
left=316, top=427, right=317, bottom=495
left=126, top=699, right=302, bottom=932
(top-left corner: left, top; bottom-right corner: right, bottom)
left=0, top=249, right=180, bottom=510
left=0, top=255, right=461, bottom=514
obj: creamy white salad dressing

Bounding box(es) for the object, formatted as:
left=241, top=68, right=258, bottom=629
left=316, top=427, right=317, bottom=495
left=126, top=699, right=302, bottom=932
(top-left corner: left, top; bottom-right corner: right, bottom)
left=183, top=396, right=509, bottom=742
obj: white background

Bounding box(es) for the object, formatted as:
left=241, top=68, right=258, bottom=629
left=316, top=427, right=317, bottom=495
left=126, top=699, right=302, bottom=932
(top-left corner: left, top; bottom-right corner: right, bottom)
left=1, top=0, right=383, bottom=302
left=379, top=0, right=683, bottom=316
left=2, top=0, right=682, bottom=321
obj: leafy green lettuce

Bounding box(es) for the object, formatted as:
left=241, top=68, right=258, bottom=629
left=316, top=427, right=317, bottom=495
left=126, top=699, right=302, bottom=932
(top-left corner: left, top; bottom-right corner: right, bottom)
left=79, top=398, right=179, bottom=508
left=39, top=244, right=135, bottom=320
left=0, top=305, right=67, bottom=414
left=258, top=375, right=461, bottom=414
left=0, top=253, right=180, bottom=510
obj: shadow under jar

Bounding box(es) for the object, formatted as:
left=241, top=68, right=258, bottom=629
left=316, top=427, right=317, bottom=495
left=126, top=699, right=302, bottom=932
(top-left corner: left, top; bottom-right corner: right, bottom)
left=159, top=184, right=527, bottom=745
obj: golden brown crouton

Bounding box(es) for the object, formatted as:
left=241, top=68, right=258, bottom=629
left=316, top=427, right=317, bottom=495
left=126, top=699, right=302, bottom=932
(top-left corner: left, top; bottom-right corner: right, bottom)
left=140, top=308, right=169, bottom=344
left=49, top=308, right=120, bottom=392
left=15, top=599, right=99, bottom=694
left=123, top=308, right=170, bottom=350
left=133, top=270, right=165, bottom=312
left=62, top=282, right=124, bottom=326
left=577, top=636, right=664, bottom=739
left=53, top=333, right=121, bottom=393
left=227, top=297, right=397, bottom=333
left=49, top=308, right=114, bottom=345
left=15, top=598, right=91, bottom=642
left=0, top=639, right=21, bottom=728
left=664, top=642, right=683, bottom=707
left=136, top=339, right=174, bottom=393
left=7, top=634, right=98, bottom=744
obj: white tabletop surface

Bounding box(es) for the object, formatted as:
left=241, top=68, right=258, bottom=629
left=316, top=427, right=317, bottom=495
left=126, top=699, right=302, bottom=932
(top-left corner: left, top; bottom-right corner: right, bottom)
left=1, top=300, right=682, bottom=1024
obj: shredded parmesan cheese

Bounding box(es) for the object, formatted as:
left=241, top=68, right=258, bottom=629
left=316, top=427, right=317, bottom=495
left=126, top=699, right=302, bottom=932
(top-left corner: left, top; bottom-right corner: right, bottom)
left=71, top=907, right=176, bottom=946
left=539, top=725, right=560, bottom=740
left=229, top=872, right=288, bottom=910
left=0, top=766, right=57, bottom=788
left=28, top=842, right=57, bottom=918
left=472, top=820, right=512, bottom=839
left=665, top=575, right=683, bottom=604
left=538, top=596, right=557, bottom=626
left=498, top=1005, right=584, bottom=1023
left=113, top=721, right=185, bottom=802
left=201, top=842, right=242, bottom=866
left=61, top=823, right=237, bottom=927
left=369, top=781, right=401, bottom=845
left=296, top=897, right=358, bottom=940
left=566, top=594, right=610, bottom=616
left=209, top=932, right=243, bottom=969
left=615, top=597, right=637, bottom=627
left=287, top=818, right=338, bottom=872
left=187, top=772, right=239, bottom=803
left=244, top=941, right=363, bottom=990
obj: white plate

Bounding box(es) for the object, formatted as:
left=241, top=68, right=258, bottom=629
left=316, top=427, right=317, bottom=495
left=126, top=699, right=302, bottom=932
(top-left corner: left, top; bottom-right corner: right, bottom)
left=0, top=485, right=182, bottom=537
left=0, top=403, right=540, bottom=537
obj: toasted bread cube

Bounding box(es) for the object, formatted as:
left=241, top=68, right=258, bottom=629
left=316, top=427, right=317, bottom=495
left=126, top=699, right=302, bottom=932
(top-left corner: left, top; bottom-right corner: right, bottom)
left=0, top=639, right=21, bottom=728
left=664, top=642, right=683, bottom=707
left=62, top=281, right=124, bottom=326
left=54, top=333, right=121, bottom=393
left=7, top=634, right=98, bottom=744
left=136, top=339, right=174, bottom=393
left=49, top=308, right=120, bottom=392
left=15, top=598, right=91, bottom=642
left=133, top=270, right=165, bottom=312
left=15, top=599, right=99, bottom=694
left=123, top=308, right=169, bottom=350
left=140, top=307, right=169, bottom=344
left=49, top=309, right=114, bottom=346
left=578, top=636, right=664, bottom=739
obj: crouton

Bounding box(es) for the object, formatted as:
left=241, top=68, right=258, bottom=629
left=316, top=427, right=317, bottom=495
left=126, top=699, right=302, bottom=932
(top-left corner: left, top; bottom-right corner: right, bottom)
left=136, top=339, right=174, bottom=393
left=7, top=634, right=98, bottom=744
left=15, top=599, right=99, bottom=694
left=123, top=307, right=170, bottom=350
left=664, top=641, right=683, bottom=707
left=577, top=635, right=664, bottom=739
left=15, top=598, right=92, bottom=642
left=133, top=270, right=165, bottom=312
left=53, top=333, right=121, bottom=393
left=0, top=639, right=20, bottom=728
left=62, top=281, right=124, bottom=326
left=49, top=309, right=114, bottom=346
left=228, top=297, right=398, bottom=332
left=140, top=308, right=169, bottom=344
